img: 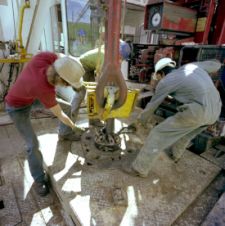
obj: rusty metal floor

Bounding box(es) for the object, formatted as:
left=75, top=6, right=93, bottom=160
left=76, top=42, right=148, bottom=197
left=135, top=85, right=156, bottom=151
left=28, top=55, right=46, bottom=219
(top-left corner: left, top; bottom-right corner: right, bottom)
left=201, top=145, right=225, bottom=170
left=0, top=117, right=69, bottom=226
left=0, top=156, right=68, bottom=226
left=201, top=192, right=225, bottom=226
left=0, top=112, right=225, bottom=226
left=37, top=111, right=221, bottom=226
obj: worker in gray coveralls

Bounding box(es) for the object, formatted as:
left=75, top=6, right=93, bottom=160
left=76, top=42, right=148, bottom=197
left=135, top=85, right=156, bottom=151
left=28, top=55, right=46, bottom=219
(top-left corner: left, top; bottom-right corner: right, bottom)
left=123, top=58, right=222, bottom=177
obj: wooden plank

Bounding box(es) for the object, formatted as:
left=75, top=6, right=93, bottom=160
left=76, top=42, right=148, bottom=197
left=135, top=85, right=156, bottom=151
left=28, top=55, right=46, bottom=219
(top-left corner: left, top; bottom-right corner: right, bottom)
left=17, top=155, right=68, bottom=226
left=202, top=192, right=225, bottom=226
left=0, top=125, right=9, bottom=137
left=201, top=145, right=225, bottom=169
left=1, top=156, right=46, bottom=225
left=1, top=155, right=65, bottom=226
left=0, top=184, right=21, bottom=226
left=0, top=112, right=222, bottom=226
left=0, top=126, right=18, bottom=159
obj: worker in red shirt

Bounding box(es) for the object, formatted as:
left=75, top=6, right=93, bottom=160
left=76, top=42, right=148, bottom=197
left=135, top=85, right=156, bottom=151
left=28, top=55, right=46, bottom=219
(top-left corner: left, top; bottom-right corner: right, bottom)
left=5, top=52, right=85, bottom=196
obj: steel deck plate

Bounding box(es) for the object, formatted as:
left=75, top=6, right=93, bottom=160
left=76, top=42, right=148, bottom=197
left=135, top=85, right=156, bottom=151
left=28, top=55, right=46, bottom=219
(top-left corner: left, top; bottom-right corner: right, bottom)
left=38, top=116, right=220, bottom=226
left=0, top=184, right=21, bottom=226
left=202, top=192, right=225, bottom=226
left=201, top=145, right=225, bottom=169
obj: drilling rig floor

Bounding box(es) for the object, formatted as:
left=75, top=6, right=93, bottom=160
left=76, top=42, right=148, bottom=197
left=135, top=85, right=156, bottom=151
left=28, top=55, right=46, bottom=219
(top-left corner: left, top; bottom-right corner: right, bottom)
left=1, top=109, right=225, bottom=225
left=35, top=108, right=221, bottom=226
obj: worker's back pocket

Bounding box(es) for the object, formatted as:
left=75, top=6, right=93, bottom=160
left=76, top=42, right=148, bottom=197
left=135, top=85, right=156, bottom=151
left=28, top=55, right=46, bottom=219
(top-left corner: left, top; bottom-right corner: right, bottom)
left=175, top=103, right=206, bottom=126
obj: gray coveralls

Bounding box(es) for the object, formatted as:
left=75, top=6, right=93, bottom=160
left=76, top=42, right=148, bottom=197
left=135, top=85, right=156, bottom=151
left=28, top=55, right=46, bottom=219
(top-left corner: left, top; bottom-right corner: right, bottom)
left=132, top=61, right=222, bottom=177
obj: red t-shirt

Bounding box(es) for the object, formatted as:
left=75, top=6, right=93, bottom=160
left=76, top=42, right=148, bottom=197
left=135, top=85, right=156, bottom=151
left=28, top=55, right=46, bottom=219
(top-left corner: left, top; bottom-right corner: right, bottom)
left=5, top=52, right=58, bottom=109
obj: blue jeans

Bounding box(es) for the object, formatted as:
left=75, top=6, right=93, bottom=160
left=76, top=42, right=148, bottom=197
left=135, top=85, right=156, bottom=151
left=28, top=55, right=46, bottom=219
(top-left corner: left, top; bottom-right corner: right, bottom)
left=5, top=101, right=45, bottom=182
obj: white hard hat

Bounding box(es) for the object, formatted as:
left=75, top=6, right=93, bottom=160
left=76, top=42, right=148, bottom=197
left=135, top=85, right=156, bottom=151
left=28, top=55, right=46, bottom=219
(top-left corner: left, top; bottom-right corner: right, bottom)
left=54, top=56, right=85, bottom=88
left=155, top=57, right=176, bottom=73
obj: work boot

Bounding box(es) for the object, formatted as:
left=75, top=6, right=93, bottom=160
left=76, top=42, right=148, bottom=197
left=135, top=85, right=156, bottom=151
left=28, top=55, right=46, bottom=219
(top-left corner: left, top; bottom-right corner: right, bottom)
left=73, top=126, right=86, bottom=134
left=170, top=148, right=186, bottom=163
left=58, top=127, right=85, bottom=141
left=34, top=180, right=49, bottom=197
left=58, top=132, right=82, bottom=141
left=121, top=162, right=148, bottom=178
left=89, top=119, right=104, bottom=127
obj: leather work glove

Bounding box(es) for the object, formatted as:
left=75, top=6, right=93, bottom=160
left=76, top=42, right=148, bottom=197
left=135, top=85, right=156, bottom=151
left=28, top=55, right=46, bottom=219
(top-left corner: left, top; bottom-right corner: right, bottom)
left=72, top=125, right=86, bottom=134
left=128, top=118, right=146, bottom=132
left=129, top=113, right=157, bottom=132
left=137, top=113, right=149, bottom=128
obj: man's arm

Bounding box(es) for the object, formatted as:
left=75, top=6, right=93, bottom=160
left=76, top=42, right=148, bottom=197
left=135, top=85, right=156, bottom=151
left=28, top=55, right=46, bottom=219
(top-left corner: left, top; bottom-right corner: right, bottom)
left=139, top=80, right=171, bottom=124
left=50, top=104, right=75, bottom=129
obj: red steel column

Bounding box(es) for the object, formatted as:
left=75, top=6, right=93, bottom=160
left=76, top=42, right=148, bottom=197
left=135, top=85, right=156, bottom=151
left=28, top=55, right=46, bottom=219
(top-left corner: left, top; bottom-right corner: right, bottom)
left=96, top=0, right=128, bottom=109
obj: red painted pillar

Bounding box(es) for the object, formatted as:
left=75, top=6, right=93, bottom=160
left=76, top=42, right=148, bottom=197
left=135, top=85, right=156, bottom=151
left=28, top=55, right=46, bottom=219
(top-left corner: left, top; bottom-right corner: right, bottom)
left=211, top=0, right=225, bottom=44
left=194, top=0, right=216, bottom=44
left=96, top=0, right=128, bottom=109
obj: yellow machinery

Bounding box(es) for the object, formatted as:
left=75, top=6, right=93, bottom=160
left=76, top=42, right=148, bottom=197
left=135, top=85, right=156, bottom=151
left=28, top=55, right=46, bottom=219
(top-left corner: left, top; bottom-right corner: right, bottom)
left=84, top=82, right=139, bottom=121
left=0, top=1, right=32, bottom=102
left=81, top=0, right=139, bottom=152
left=0, top=0, right=32, bottom=64
left=82, top=81, right=139, bottom=158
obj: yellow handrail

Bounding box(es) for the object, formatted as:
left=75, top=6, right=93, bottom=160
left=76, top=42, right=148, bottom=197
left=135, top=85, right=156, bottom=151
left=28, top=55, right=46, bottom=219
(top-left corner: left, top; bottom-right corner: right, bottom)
left=17, top=1, right=30, bottom=58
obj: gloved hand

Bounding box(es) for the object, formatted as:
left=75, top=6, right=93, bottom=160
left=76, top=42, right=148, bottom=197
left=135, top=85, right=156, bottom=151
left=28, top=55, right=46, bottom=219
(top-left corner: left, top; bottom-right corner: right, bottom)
left=129, top=113, right=155, bottom=132
left=72, top=125, right=86, bottom=134
left=137, top=112, right=150, bottom=128
left=128, top=119, right=145, bottom=132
